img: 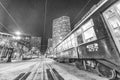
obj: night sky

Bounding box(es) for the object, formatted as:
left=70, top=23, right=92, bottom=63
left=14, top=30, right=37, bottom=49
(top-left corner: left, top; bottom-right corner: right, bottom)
left=0, top=0, right=100, bottom=51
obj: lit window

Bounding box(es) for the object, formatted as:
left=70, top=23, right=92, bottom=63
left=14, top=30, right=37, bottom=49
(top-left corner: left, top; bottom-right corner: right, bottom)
left=76, top=28, right=82, bottom=35
left=77, top=34, right=83, bottom=44
left=82, top=19, right=94, bottom=31
left=82, top=19, right=97, bottom=43
left=116, top=2, right=120, bottom=14
left=108, top=17, right=120, bottom=29
left=103, top=1, right=120, bottom=53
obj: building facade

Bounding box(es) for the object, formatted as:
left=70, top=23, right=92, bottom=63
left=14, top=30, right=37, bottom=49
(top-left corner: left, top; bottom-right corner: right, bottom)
left=30, top=36, right=41, bottom=49
left=52, top=16, right=71, bottom=48
left=47, top=38, right=52, bottom=48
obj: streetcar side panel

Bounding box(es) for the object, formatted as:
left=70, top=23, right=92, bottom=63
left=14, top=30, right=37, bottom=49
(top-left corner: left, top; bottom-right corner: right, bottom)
left=77, top=0, right=120, bottom=66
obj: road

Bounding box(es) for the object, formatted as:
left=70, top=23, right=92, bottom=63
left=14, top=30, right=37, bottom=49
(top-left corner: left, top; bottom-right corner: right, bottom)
left=0, top=58, right=108, bottom=80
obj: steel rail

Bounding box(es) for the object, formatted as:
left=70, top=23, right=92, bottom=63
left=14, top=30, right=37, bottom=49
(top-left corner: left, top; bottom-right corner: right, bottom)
left=14, top=62, right=40, bottom=80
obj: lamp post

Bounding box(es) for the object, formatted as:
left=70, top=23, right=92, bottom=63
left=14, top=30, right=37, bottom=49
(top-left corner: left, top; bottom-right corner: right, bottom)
left=12, top=31, right=22, bottom=61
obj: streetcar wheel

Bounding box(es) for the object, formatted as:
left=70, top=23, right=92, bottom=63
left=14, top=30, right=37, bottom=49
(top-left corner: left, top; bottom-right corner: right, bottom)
left=116, top=72, right=120, bottom=79
left=75, top=60, right=85, bottom=70
left=97, top=63, right=116, bottom=79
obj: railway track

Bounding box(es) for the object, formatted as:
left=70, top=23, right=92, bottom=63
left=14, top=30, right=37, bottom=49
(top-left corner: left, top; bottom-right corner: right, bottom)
left=14, top=61, right=64, bottom=80
left=46, top=64, right=64, bottom=80
left=14, top=62, right=40, bottom=80
left=14, top=72, right=31, bottom=80
left=13, top=60, right=111, bottom=80
left=30, top=60, right=64, bottom=80
left=32, top=62, right=46, bottom=80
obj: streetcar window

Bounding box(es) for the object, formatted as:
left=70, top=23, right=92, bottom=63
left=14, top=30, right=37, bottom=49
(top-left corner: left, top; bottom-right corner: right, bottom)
left=68, top=37, right=72, bottom=48
left=68, top=41, right=71, bottom=48
left=76, top=27, right=82, bottom=35
left=82, top=19, right=94, bottom=31
left=116, top=2, right=120, bottom=15
left=57, top=47, right=59, bottom=52
left=77, top=34, right=83, bottom=44
left=82, top=19, right=97, bottom=43
left=84, top=27, right=96, bottom=42
left=66, top=39, right=69, bottom=49
left=71, top=37, right=77, bottom=47
left=71, top=34, right=74, bottom=39
left=69, top=35, right=73, bottom=48
left=59, top=46, right=61, bottom=52
left=60, top=46, right=62, bottom=52
left=103, top=5, right=120, bottom=38
left=60, top=45, right=63, bottom=51
left=62, top=43, right=64, bottom=51
left=63, top=42, right=65, bottom=50
left=103, top=1, right=120, bottom=53
left=109, top=17, right=120, bottom=29
left=76, top=27, right=83, bottom=44
left=74, top=37, right=78, bottom=46
left=64, top=41, right=68, bottom=50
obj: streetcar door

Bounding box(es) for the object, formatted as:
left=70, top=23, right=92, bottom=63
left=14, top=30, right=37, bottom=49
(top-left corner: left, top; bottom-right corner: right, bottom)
left=103, top=1, right=120, bottom=53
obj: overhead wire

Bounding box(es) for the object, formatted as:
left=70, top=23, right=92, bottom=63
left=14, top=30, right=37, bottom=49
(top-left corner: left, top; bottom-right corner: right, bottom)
left=0, top=0, right=13, bottom=33
left=0, top=22, right=10, bottom=32
left=43, top=0, right=47, bottom=38
left=42, top=0, right=48, bottom=51
left=43, top=0, right=47, bottom=35
left=0, top=1, right=21, bottom=32
left=71, top=0, right=92, bottom=25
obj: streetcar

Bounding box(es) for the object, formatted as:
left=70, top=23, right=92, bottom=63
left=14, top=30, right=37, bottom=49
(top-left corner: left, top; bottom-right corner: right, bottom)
left=52, top=0, right=120, bottom=79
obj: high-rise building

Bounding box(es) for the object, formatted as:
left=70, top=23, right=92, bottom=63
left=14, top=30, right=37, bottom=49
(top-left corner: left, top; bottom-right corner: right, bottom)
left=52, top=16, right=71, bottom=48
left=30, top=37, right=41, bottom=49
left=47, top=38, right=52, bottom=48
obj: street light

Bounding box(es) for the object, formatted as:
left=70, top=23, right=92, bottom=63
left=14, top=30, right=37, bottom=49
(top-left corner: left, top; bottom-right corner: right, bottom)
left=12, top=36, right=16, bottom=39
left=12, top=31, right=22, bottom=40
left=16, top=36, right=21, bottom=40
left=12, top=36, right=21, bottom=40
left=15, top=31, right=21, bottom=36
